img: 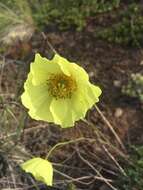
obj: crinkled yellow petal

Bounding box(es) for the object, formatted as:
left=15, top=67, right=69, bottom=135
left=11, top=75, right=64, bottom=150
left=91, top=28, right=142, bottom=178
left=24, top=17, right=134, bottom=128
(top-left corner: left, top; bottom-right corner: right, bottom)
left=50, top=99, right=68, bottom=127
left=21, top=157, right=53, bottom=186
left=33, top=98, right=53, bottom=122
left=69, top=62, right=89, bottom=82
left=23, top=72, right=33, bottom=90
left=52, top=54, right=71, bottom=76
left=71, top=89, right=88, bottom=121
left=87, top=83, right=102, bottom=104
left=31, top=53, right=61, bottom=85
left=81, top=82, right=101, bottom=108
left=50, top=99, right=75, bottom=128
left=62, top=110, right=74, bottom=127
left=53, top=54, right=89, bottom=83
left=23, top=78, right=48, bottom=109
left=21, top=73, right=35, bottom=110
left=28, top=109, right=41, bottom=120
left=70, top=83, right=102, bottom=124
left=21, top=72, right=53, bottom=121
left=21, top=90, right=32, bottom=110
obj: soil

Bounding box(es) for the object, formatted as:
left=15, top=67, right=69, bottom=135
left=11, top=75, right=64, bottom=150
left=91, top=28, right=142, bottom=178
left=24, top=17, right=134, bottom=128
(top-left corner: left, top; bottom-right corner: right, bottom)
left=0, top=28, right=143, bottom=189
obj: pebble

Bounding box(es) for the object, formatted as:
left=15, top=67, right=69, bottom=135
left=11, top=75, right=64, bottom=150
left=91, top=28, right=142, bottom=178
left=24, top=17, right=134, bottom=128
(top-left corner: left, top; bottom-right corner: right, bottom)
left=115, top=108, right=123, bottom=118
left=113, top=80, right=121, bottom=87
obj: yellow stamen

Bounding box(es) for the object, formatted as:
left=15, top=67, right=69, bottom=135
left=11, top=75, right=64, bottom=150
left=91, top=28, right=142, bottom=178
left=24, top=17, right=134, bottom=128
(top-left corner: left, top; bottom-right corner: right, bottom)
left=47, top=73, right=77, bottom=99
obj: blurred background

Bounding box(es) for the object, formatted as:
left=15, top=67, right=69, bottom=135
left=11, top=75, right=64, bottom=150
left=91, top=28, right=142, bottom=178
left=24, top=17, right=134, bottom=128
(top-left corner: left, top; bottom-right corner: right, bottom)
left=0, top=0, right=143, bottom=190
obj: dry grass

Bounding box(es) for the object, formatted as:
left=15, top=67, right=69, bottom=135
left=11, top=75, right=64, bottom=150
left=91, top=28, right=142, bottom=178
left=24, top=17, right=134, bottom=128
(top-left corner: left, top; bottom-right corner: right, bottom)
left=0, top=0, right=35, bottom=45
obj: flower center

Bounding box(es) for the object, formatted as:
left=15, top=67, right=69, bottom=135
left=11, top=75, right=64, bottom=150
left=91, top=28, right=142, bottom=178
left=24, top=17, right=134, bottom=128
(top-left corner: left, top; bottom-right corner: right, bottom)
left=47, top=74, right=77, bottom=99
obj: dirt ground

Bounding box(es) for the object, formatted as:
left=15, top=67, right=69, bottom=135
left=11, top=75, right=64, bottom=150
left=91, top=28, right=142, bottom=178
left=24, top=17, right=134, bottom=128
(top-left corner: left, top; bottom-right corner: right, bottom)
left=0, top=29, right=143, bottom=189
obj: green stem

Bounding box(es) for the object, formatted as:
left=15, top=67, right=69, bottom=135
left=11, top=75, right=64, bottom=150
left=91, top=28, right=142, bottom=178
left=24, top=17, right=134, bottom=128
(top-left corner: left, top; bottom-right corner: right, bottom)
left=45, top=137, right=85, bottom=159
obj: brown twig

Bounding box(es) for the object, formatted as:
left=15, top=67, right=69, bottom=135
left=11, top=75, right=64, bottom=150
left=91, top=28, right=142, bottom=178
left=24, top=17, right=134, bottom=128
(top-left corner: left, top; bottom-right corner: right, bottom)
left=41, top=32, right=57, bottom=54
left=95, top=105, right=126, bottom=151
left=102, top=145, right=127, bottom=176
left=77, top=149, right=118, bottom=190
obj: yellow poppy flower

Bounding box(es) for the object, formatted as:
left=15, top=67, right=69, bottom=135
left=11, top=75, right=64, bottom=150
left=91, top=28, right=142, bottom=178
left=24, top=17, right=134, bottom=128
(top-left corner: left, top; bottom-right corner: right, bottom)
left=21, top=53, right=102, bottom=127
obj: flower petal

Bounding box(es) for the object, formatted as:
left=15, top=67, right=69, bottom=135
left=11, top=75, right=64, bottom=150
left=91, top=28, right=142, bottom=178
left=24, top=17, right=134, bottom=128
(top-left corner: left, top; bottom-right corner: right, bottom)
left=71, top=90, right=88, bottom=121
left=70, top=83, right=102, bottom=122
left=52, top=54, right=71, bottom=76
left=88, top=84, right=102, bottom=102
left=31, top=53, right=61, bottom=85
left=21, top=90, right=33, bottom=110
left=33, top=97, right=53, bottom=122
left=21, top=72, right=53, bottom=121
left=21, top=157, right=53, bottom=186
left=85, top=83, right=102, bottom=107
left=62, top=111, right=74, bottom=127
left=50, top=99, right=72, bottom=127
left=69, top=62, right=89, bottom=82
left=53, top=54, right=89, bottom=83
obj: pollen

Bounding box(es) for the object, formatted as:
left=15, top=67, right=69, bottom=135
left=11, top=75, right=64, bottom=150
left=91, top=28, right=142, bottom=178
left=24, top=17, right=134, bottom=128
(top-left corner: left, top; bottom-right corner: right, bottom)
left=47, top=73, right=77, bottom=99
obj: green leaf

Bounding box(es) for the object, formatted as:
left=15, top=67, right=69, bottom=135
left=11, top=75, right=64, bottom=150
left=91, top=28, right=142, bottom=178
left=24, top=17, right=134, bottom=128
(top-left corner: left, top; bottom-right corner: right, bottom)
left=21, top=157, right=53, bottom=186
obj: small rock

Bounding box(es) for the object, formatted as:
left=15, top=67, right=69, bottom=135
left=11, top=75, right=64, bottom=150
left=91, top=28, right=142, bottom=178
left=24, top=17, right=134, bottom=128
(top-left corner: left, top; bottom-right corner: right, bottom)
left=113, top=80, right=121, bottom=87
left=89, top=71, right=95, bottom=77
left=115, top=108, right=123, bottom=118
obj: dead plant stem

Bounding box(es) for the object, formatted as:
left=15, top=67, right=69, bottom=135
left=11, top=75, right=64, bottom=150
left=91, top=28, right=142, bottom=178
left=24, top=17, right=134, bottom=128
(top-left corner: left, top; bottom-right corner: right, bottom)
left=95, top=105, right=126, bottom=151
